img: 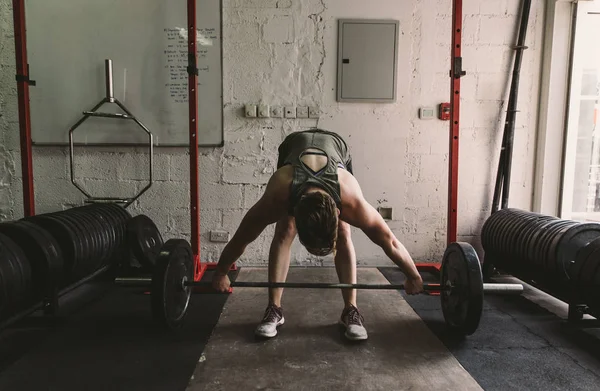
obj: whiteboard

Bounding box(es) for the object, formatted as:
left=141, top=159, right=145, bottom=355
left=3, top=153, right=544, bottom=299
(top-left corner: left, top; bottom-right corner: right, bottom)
left=25, top=0, right=223, bottom=146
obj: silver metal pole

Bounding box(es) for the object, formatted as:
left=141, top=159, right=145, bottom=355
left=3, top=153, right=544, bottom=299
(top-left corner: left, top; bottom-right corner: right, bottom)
left=105, top=59, right=114, bottom=102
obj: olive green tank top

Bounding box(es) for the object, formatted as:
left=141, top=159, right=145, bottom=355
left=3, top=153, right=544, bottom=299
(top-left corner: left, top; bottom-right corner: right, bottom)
left=277, top=129, right=351, bottom=214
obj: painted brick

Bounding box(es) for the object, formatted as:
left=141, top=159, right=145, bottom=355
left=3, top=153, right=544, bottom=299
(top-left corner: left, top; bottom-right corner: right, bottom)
left=243, top=184, right=264, bottom=208
left=476, top=75, right=508, bottom=101
left=480, top=0, right=505, bottom=15
left=31, top=149, right=69, bottom=180
left=405, top=182, right=432, bottom=208
left=170, top=153, right=221, bottom=184
left=462, top=15, right=479, bottom=45
left=418, top=154, right=448, bottom=183
left=263, top=16, right=294, bottom=44
left=227, top=22, right=260, bottom=44
left=35, top=178, right=86, bottom=212
left=479, top=16, right=517, bottom=45
left=203, top=183, right=243, bottom=209
left=134, top=180, right=189, bottom=209
left=229, top=0, right=279, bottom=8
left=223, top=157, right=274, bottom=185
left=118, top=152, right=169, bottom=182
left=72, top=152, right=118, bottom=180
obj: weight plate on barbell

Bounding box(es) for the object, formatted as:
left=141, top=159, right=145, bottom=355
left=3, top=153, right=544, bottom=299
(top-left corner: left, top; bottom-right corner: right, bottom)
left=25, top=214, right=79, bottom=282
left=151, top=238, right=193, bottom=331
left=528, top=219, right=562, bottom=269
left=0, top=233, right=22, bottom=319
left=0, top=221, right=64, bottom=297
left=542, top=220, right=578, bottom=277
left=127, top=215, right=164, bottom=272
left=441, top=242, right=483, bottom=336
left=555, top=223, right=600, bottom=282
left=1, top=232, right=34, bottom=310
left=569, top=237, right=600, bottom=285
left=48, top=212, right=90, bottom=281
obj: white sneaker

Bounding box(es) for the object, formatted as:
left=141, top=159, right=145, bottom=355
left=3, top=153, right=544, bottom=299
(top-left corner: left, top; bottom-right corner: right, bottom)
left=255, top=304, right=285, bottom=338
left=338, top=305, right=368, bottom=341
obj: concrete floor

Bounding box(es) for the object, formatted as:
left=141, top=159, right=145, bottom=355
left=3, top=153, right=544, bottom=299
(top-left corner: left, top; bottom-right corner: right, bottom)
left=186, top=268, right=482, bottom=391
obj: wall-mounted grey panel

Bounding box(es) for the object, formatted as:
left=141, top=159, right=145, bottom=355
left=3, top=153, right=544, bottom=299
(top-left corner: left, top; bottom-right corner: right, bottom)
left=25, top=0, right=223, bottom=146
left=337, top=19, right=399, bottom=103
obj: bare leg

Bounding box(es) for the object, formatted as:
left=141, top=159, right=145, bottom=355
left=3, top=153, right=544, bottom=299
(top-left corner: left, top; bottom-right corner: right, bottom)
left=334, top=221, right=357, bottom=308
left=268, top=215, right=296, bottom=307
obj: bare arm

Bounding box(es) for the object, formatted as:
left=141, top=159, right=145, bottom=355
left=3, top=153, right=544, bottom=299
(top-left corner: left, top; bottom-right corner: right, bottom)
left=340, top=175, right=421, bottom=281
left=215, top=172, right=289, bottom=274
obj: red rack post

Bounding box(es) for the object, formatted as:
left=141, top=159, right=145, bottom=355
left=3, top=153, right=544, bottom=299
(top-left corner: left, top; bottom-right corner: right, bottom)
left=12, top=0, right=35, bottom=217
left=448, top=0, right=464, bottom=245
left=187, top=0, right=205, bottom=281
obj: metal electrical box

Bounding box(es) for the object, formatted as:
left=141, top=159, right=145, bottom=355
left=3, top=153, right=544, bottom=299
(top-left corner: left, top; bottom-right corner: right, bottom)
left=336, top=19, right=399, bottom=103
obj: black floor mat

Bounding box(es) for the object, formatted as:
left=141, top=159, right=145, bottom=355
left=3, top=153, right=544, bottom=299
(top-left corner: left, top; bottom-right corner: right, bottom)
left=0, top=270, right=232, bottom=391
left=379, top=267, right=600, bottom=391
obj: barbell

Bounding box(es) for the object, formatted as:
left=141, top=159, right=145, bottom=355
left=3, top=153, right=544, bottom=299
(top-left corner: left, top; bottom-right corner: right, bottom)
left=115, top=239, right=523, bottom=335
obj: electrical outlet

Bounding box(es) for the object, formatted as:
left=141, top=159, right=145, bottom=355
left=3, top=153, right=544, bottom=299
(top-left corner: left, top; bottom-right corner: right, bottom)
left=245, top=104, right=257, bottom=118
left=270, top=106, right=283, bottom=118
left=210, top=230, right=230, bottom=243
left=258, top=104, right=270, bottom=118
left=309, top=106, right=321, bottom=118
left=377, top=207, right=393, bottom=220
left=284, top=106, right=296, bottom=118
left=296, top=106, right=309, bottom=118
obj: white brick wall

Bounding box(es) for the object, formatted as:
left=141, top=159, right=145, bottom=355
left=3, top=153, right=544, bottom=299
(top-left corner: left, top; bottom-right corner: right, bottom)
left=0, top=0, right=545, bottom=266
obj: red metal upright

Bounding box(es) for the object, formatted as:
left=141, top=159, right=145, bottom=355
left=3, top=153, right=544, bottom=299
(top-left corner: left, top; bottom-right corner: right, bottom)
left=448, top=0, right=464, bottom=245
left=12, top=0, right=35, bottom=217
left=187, top=0, right=205, bottom=281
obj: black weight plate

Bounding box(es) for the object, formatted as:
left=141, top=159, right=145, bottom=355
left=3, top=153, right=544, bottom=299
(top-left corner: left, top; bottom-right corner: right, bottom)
left=441, top=242, right=484, bottom=336
left=481, top=210, right=505, bottom=250
left=103, top=203, right=130, bottom=242
left=89, top=205, right=120, bottom=264
left=103, top=205, right=127, bottom=256
left=491, top=209, right=516, bottom=252
left=507, top=211, right=539, bottom=264
left=65, top=209, right=103, bottom=275
left=151, top=238, right=193, bottom=331
left=516, top=214, right=554, bottom=262
left=0, top=221, right=64, bottom=296
left=78, top=205, right=116, bottom=263
left=569, top=237, right=600, bottom=285
left=25, top=214, right=79, bottom=281
left=80, top=207, right=115, bottom=268
left=528, top=219, right=563, bottom=269
left=0, top=234, right=21, bottom=318
left=127, top=215, right=164, bottom=271
left=496, top=209, right=530, bottom=272
left=1, top=233, right=34, bottom=309
left=577, top=238, right=600, bottom=286
left=542, top=220, right=579, bottom=277
left=520, top=215, right=558, bottom=263
left=556, top=223, right=600, bottom=281
left=47, top=212, right=90, bottom=280
left=535, top=220, right=572, bottom=273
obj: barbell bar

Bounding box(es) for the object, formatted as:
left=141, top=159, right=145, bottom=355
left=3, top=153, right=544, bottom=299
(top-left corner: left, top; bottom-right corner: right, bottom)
left=115, top=238, right=523, bottom=336
left=114, top=277, right=523, bottom=294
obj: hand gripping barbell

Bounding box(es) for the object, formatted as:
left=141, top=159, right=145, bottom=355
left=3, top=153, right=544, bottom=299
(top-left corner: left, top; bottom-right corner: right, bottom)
left=114, top=239, right=523, bottom=335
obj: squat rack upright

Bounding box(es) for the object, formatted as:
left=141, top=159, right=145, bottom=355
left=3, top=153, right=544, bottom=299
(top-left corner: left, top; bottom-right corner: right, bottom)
left=11, top=0, right=465, bottom=281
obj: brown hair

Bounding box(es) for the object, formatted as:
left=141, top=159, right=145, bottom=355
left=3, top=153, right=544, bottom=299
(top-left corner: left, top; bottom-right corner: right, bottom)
left=293, top=191, right=338, bottom=256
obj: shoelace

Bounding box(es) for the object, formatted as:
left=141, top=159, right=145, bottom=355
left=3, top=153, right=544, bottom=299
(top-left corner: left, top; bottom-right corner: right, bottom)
left=346, top=307, right=364, bottom=325
left=263, top=305, right=281, bottom=323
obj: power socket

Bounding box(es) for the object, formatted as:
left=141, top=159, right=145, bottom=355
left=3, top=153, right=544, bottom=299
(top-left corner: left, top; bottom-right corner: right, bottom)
left=284, top=106, right=296, bottom=119
left=210, top=230, right=230, bottom=243
left=258, top=104, right=270, bottom=118
left=271, top=106, right=283, bottom=118
left=309, top=106, right=321, bottom=118
left=296, top=106, right=309, bottom=118
left=245, top=104, right=257, bottom=118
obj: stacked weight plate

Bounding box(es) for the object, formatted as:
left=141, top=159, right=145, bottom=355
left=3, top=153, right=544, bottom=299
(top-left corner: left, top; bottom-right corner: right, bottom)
left=569, top=237, right=600, bottom=317
left=25, top=203, right=132, bottom=284
left=0, top=203, right=132, bottom=323
left=0, top=233, right=34, bottom=320
left=481, top=208, right=600, bottom=302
